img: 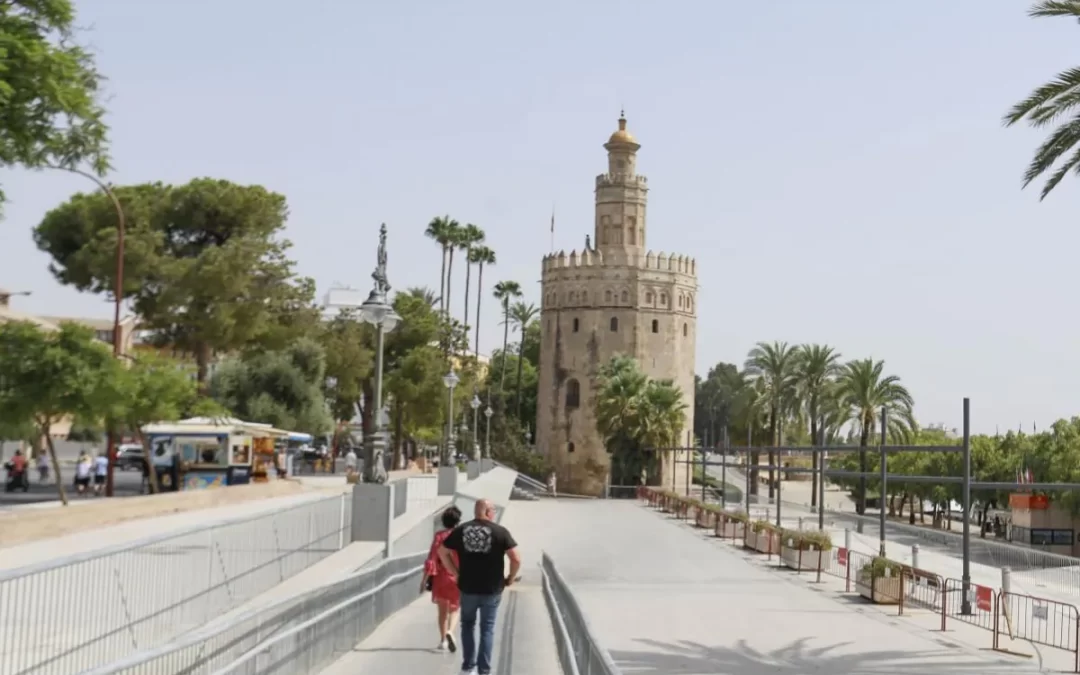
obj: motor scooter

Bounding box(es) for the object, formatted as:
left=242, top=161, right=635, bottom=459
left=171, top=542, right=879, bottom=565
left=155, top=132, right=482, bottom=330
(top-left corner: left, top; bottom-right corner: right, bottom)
left=4, top=461, right=30, bottom=492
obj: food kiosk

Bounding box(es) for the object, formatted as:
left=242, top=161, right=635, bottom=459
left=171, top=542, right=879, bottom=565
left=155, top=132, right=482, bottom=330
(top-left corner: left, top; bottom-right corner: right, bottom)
left=142, top=418, right=288, bottom=491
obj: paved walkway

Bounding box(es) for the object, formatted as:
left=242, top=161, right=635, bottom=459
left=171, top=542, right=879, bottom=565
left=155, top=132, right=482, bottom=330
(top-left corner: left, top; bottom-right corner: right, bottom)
left=318, top=499, right=561, bottom=674
left=520, top=499, right=1039, bottom=675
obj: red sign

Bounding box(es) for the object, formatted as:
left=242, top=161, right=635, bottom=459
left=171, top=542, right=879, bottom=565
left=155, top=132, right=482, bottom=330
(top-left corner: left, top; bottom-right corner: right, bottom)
left=976, top=585, right=992, bottom=612
left=838, top=547, right=848, bottom=566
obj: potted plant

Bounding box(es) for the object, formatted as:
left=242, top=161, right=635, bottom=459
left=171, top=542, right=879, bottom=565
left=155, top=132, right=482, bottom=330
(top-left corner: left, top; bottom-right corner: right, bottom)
left=856, top=556, right=904, bottom=604
left=693, top=502, right=718, bottom=528
left=745, top=520, right=779, bottom=554
left=779, top=530, right=833, bottom=571
left=716, top=510, right=748, bottom=539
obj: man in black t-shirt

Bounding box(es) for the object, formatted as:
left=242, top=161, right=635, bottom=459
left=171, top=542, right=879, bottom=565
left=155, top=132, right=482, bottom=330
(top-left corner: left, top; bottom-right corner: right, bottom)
left=439, top=499, right=521, bottom=675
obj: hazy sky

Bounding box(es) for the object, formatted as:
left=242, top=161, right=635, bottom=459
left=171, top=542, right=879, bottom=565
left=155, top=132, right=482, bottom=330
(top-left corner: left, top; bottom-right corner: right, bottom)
left=0, top=1, right=1073, bottom=434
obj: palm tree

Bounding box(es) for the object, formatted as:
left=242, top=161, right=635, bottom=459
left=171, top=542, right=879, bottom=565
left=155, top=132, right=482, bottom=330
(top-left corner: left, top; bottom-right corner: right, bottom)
left=793, top=344, right=842, bottom=508
left=458, top=224, right=485, bottom=344
left=744, top=341, right=800, bottom=499
left=509, top=301, right=539, bottom=419
left=443, top=223, right=465, bottom=345
left=595, top=355, right=687, bottom=487
left=423, top=216, right=458, bottom=317
left=1003, top=1, right=1080, bottom=199
left=836, top=358, right=916, bottom=515
left=469, top=245, right=496, bottom=361
left=492, top=280, right=522, bottom=394
left=405, top=286, right=439, bottom=308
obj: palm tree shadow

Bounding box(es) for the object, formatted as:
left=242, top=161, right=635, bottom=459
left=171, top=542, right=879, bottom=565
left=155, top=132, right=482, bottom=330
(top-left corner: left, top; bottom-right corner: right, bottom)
left=609, top=636, right=1022, bottom=674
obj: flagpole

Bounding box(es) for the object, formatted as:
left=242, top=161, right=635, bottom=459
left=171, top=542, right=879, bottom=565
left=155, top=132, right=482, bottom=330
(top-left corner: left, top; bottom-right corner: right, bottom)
left=550, top=204, right=555, bottom=253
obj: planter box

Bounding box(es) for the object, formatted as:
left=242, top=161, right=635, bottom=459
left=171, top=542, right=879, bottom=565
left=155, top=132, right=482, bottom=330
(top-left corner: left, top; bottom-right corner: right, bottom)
left=745, top=528, right=778, bottom=554
left=694, top=509, right=714, bottom=528
left=780, top=545, right=824, bottom=572
left=856, top=571, right=901, bottom=604
left=717, top=520, right=745, bottom=539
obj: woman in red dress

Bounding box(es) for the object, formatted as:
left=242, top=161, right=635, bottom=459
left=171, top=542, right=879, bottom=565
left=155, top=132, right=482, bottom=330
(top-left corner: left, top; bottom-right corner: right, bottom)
left=422, top=505, right=462, bottom=651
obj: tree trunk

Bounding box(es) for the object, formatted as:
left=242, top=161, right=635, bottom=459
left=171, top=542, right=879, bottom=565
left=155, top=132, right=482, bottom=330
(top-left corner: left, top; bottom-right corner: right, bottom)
left=446, top=248, right=455, bottom=355
left=515, top=328, right=527, bottom=420
left=498, top=301, right=511, bottom=393
left=392, top=398, right=404, bottom=470
left=438, top=245, right=448, bottom=317
left=195, top=342, right=213, bottom=389
left=810, top=413, right=819, bottom=508
left=43, top=424, right=68, bottom=506
left=909, top=495, right=917, bottom=524
left=462, top=252, right=472, bottom=340
left=474, top=263, right=484, bottom=360
left=919, top=498, right=925, bottom=524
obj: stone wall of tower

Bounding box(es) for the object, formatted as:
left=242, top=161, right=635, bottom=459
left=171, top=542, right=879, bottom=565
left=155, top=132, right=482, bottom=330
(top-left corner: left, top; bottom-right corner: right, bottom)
left=536, top=250, right=697, bottom=496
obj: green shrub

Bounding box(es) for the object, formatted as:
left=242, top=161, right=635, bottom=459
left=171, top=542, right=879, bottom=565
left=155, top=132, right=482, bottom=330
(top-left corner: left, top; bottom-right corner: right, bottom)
left=752, top=519, right=778, bottom=534
left=780, top=529, right=833, bottom=551
left=861, top=556, right=903, bottom=577
left=726, top=510, right=750, bottom=523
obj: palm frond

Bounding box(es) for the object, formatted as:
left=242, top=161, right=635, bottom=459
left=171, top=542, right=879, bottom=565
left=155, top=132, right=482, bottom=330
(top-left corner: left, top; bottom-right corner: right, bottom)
left=1029, top=0, right=1080, bottom=18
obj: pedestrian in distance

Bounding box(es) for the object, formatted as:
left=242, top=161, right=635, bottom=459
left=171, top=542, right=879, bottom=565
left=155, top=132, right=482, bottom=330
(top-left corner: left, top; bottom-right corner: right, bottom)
left=74, top=451, right=92, bottom=496
left=438, top=498, right=521, bottom=675
left=421, top=505, right=463, bottom=652
left=93, top=451, right=108, bottom=496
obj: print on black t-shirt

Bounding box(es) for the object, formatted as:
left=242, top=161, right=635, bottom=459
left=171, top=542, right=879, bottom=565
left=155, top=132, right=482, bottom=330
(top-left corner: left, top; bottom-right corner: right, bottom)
left=443, top=519, right=518, bottom=595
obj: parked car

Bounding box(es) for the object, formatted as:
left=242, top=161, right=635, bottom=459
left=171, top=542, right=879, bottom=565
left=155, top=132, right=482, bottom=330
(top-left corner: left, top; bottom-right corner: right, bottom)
left=116, top=444, right=146, bottom=471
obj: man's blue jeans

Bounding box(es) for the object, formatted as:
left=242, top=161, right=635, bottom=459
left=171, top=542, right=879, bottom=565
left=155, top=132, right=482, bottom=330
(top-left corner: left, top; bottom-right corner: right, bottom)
left=459, top=592, right=502, bottom=673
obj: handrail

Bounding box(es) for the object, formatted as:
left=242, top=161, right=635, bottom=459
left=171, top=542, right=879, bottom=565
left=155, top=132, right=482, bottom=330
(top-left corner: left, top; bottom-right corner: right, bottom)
left=540, top=562, right=582, bottom=675
left=78, top=551, right=426, bottom=674
left=208, top=564, right=423, bottom=675
left=541, top=552, right=623, bottom=675
left=0, top=492, right=345, bottom=582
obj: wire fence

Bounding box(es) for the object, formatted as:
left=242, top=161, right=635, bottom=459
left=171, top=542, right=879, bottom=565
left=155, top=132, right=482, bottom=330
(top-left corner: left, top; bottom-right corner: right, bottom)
left=0, top=493, right=351, bottom=675
left=541, top=552, right=622, bottom=675
left=79, top=552, right=426, bottom=675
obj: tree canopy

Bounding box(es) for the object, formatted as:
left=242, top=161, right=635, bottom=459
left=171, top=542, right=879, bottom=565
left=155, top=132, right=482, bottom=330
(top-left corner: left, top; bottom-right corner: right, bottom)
left=33, top=179, right=318, bottom=382
left=0, top=0, right=109, bottom=214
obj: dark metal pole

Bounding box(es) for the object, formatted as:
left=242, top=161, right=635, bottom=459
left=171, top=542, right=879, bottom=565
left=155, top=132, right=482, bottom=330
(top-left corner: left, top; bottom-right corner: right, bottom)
left=745, top=427, right=751, bottom=515
left=961, top=397, right=972, bottom=614
left=721, top=426, right=728, bottom=509
left=700, top=444, right=707, bottom=503
left=776, top=458, right=783, bottom=528
left=818, top=422, right=825, bottom=531
left=671, top=448, right=676, bottom=491
left=879, top=406, right=887, bottom=557
left=685, top=447, right=691, bottom=497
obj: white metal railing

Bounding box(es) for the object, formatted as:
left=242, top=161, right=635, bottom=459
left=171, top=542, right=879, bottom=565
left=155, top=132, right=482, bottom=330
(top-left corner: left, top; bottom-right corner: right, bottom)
left=78, top=553, right=426, bottom=675
left=0, top=493, right=351, bottom=675
left=540, top=553, right=622, bottom=675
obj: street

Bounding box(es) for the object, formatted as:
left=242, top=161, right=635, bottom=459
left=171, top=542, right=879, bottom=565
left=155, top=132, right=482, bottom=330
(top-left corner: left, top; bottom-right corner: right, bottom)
left=0, top=463, right=145, bottom=507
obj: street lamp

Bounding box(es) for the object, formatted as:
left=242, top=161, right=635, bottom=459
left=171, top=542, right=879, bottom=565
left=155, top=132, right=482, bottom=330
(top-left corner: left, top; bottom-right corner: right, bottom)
left=358, top=224, right=401, bottom=484
left=442, top=369, right=460, bottom=465
left=470, top=394, right=481, bottom=460
left=483, top=405, right=494, bottom=459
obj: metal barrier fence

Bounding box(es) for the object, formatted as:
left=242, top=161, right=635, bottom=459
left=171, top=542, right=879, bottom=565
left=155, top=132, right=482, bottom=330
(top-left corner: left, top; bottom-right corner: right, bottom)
left=996, top=590, right=1080, bottom=671
left=80, top=552, right=426, bottom=675
left=540, top=553, right=622, bottom=675
left=0, top=493, right=351, bottom=675
left=784, top=501, right=1080, bottom=597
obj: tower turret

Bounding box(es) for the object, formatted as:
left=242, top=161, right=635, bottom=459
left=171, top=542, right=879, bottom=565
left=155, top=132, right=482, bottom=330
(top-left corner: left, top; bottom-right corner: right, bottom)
left=594, top=112, right=649, bottom=258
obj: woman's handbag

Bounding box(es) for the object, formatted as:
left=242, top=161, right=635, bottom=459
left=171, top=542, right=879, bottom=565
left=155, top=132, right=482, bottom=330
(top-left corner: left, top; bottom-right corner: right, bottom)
left=425, top=576, right=434, bottom=592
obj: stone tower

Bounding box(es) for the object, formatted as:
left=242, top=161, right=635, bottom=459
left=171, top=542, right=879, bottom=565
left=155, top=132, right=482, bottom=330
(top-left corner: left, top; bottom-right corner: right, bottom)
left=536, top=113, right=698, bottom=496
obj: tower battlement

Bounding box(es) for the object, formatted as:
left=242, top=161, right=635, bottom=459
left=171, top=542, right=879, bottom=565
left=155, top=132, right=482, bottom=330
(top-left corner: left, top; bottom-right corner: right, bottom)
left=595, top=173, right=649, bottom=189
left=541, top=249, right=697, bottom=277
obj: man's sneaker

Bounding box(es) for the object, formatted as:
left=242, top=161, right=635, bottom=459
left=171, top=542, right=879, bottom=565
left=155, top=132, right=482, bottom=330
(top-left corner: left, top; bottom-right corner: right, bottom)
left=459, top=669, right=476, bottom=675
left=437, top=639, right=446, bottom=651
left=446, top=633, right=457, bottom=653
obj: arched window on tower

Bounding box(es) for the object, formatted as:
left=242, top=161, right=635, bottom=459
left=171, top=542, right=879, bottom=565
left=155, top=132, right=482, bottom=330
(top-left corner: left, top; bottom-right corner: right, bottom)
left=581, top=290, right=588, bottom=303
left=565, top=379, right=581, bottom=409
left=620, top=290, right=629, bottom=303
left=572, top=317, right=579, bottom=333
left=645, top=291, right=653, bottom=304
left=660, top=293, right=668, bottom=306
left=567, top=442, right=576, bottom=453
left=610, top=317, right=619, bottom=332
left=605, top=290, right=612, bottom=303
left=678, top=295, right=683, bottom=308
left=683, top=322, right=688, bottom=337
left=652, top=319, right=659, bottom=333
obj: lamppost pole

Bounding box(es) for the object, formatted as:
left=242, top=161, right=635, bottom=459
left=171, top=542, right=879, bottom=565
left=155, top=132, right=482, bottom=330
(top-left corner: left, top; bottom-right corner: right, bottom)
left=483, top=405, right=493, bottom=458
left=443, top=370, right=459, bottom=465
left=470, top=394, right=481, bottom=461
left=47, top=166, right=126, bottom=498
left=358, top=224, right=401, bottom=484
